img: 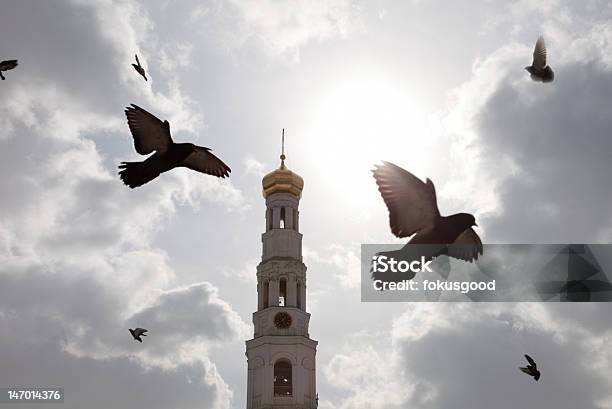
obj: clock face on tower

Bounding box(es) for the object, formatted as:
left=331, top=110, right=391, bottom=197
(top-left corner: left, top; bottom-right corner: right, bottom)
left=274, top=312, right=292, bottom=329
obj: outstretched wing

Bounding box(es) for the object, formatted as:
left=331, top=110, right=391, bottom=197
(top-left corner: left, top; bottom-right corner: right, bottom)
left=181, top=146, right=231, bottom=178
left=134, top=328, right=148, bottom=337
left=519, top=367, right=532, bottom=375
left=447, top=228, right=483, bottom=262
left=525, top=354, right=537, bottom=368
left=0, top=60, right=18, bottom=71
left=532, top=36, right=547, bottom=68
left=372, top=161, right=440, bottom=238
left=125, top=104, right=172, bottom=155
left=135, top=54, right=141, bottom=66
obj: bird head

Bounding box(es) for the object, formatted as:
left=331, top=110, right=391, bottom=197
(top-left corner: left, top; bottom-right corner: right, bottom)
left=457, top=213, right=477, bottom=228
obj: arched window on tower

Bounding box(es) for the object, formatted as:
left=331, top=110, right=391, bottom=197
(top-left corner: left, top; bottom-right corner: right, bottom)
left=297, top=281, right=302, bottom=309
left=273, top=359, right=292, bottom=397
left=280, top=207, right=286, bottom=229
left=263, top=281, right=269, bottom=309
left=279, top=278, right=287, bottom=306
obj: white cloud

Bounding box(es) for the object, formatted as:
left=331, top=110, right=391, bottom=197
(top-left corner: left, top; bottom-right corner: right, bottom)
left=0, top=1, right=248, bottom=408
left=243, top=154, right=268, bottom=178
left=159, top=42, right=195, bottom=72
left=304, top=244, right=361, bottom=288
left=222, top=257, right=259, bottom=283
left=195, top=0, right=364, bottom=60
left=324, top=342, right=410, bottom=409
left=325, top=303, right=612, bottom=409
left=111, top=282, right=249, bottom=367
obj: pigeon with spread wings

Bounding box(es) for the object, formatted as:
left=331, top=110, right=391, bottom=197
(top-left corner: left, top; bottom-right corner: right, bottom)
left=525, top=36, right=554, bottom=83
left=519, top=354, right=541, bottom=381
left=0, top=60, right=18, bottom=81
left=132, top=54, right=147, bottom=81
left=371, top=161, right=482, bottom=281
left=129, top=328, right=148, bottom=343
left=119, top=104, right=230, bottom=188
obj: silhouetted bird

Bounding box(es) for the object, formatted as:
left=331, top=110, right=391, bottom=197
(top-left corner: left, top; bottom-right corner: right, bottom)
left=0, top=60, right=18, bottom=80
left=520, top=354, right=541, bottom=381
left=119, top=104, right=231, bottom=188
left=129, top=328, right=148, bottom=342
left=132, top=54, right=147, bottom=81
left=372, top=161, right=482, bottom=281
left=525, top=36, right=554, bottom=83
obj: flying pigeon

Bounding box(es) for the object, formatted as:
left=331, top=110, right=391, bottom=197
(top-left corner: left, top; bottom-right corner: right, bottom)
left=132, top=54, right=147, bottom=81
left=119, top=104, right=231, bottom=188
left=372, top=161, right=482, bottom=280
left=519, top=354, right=541, bottom=381
left=525, top=36, right=554, bottom=83
left=129, top=328, right=148, bottom=342
left=0, top=60, right=18, bottom=80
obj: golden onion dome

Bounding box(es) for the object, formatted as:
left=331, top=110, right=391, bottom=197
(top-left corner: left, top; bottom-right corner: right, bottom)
left=262, top=131, right=304, bottom=198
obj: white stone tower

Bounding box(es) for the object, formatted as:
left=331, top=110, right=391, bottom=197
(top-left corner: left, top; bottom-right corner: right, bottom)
left=245, top=133, right=317, bottom=409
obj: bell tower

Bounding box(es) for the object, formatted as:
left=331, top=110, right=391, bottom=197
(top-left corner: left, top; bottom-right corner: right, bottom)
left=245, top=131, right=318, bottom=409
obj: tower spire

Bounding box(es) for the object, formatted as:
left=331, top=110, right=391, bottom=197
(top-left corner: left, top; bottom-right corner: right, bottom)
left=280, top=128, right=286, bottom=169
left=262, top=127, right=303, bottom=199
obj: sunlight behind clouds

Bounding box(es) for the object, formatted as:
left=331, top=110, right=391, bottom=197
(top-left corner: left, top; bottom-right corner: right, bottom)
left=304, top=68, right=437, bottom=211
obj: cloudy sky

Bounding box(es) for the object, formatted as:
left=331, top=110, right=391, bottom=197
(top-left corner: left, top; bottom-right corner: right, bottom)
left=1, top=0, right=612, bottom=408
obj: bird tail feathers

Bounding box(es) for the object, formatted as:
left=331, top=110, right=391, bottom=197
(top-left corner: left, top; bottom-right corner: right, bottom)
left=118, top=162, right=159, bottom=188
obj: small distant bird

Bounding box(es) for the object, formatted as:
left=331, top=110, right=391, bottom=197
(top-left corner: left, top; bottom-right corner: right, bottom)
left=372, top=162, right=482, bottom=280
left=119, top=104, right=231, bottom=188
left=129, top=328, right=148, bottom=342
left=132, top=54, right=147, bottom=81
left=520, top=354, right=541, bottom=381
left=525, top=36, right=554, bottom=83
left=0, top=60, right=18, bottom=81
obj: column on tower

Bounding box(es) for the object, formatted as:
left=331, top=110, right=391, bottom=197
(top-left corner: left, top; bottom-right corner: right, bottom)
left=286, top=276, right=296, bottom=307
left=269, top=278, right=279, bottom=308
left=272, top=207, right=281, bottom=229
left=284, top=206, right=294, bottom=230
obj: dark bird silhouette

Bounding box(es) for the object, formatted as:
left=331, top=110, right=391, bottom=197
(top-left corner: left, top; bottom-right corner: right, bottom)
left=119, top=104, right=231, bottom=188
left=129, top=328, right=148, bottom=342
left=525, top=36, right=554, bottom=83
left=520, top=354, right=541, bottom=381
left=372, top=161, right=482, bottom=281
left=0, top=60, right=18, bottom=81
left=132, top=54, right=147, bottom=81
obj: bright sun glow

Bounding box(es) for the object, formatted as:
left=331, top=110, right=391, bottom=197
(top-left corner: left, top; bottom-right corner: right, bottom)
left=303, top=71, right=439, bottom=213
